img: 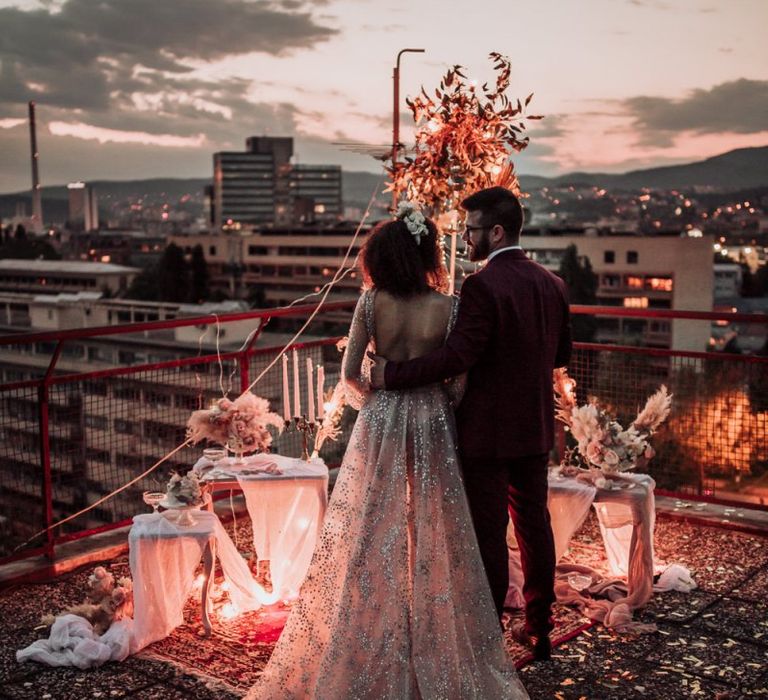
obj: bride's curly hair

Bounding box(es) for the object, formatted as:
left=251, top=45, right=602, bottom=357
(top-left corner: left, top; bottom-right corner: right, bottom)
left=360, top=216, right=448, bottom=298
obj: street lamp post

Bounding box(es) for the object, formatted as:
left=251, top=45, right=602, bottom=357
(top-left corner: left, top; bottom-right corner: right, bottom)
left=392, top=48, right=425, bottom=209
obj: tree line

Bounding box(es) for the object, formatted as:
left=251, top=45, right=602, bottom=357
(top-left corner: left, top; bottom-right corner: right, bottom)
left=128, top=243, right=211, bottom=304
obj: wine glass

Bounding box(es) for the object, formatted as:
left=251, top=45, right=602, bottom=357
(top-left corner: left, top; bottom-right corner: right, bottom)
left=142, top=490, right=165, bottom=513
left=203, top=447, right=227, bottom=464
left=202, top=447, right=227, bottom=473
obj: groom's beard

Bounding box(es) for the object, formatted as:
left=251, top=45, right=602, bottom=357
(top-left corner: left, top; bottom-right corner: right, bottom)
left=468, top=231, right=491, bottom=261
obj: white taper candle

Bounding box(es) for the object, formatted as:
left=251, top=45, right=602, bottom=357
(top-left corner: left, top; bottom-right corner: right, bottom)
left=292, top=349, right=301, bottom=417
left=281, top=353, right=291, bottom=421
left=316, top=366, right=325, bottom=419
left=306, top=357, right=315, bottom=423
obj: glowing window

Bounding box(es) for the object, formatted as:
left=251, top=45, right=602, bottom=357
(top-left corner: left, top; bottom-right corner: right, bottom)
left=623, top=297, right=648, bottom=308
left=646, top=277, right=673, bottom=292
left=626, top=275, right=643, bottom=289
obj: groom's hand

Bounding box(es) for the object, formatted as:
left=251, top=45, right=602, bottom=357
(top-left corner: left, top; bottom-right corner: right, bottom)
left=368, top=352, right=387, bottom=389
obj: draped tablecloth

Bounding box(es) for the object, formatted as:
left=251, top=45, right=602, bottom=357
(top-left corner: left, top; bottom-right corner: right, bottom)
left=506, top=472, right=695, bottom=631
left=129, top=510, right=262, bottom=651
left=195, top=454, right=328, bottom=600
left=18, top=510, right=265, bottom=668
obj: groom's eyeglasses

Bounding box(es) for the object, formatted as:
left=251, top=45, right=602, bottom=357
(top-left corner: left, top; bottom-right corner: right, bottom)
left=462, top=225, right=491, bottom=235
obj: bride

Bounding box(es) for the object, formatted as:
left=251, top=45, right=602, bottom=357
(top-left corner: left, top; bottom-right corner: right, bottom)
left=247, top=204, right=528, bottom=699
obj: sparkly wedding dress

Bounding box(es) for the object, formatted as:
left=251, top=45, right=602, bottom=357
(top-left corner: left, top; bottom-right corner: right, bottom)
left=247, top=291, right=527, bottom=700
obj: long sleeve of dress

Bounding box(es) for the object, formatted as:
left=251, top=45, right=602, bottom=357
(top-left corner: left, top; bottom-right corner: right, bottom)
left=444, top=295, right=467, bottom=407
left=342, top=293, right=371, bottom=411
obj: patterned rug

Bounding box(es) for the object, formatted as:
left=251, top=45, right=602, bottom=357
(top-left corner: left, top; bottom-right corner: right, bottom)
left=142, top=597, right=591, bottom=695
left=137, top=517, right=591, bottom=695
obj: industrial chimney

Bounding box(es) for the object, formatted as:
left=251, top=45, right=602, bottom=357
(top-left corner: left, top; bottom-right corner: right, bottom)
left=28, top=101, right=44, bottom=234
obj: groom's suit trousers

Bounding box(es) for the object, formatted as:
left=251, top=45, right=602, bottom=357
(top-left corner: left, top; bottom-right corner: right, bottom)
left=461, top=452, right=556, bottom=636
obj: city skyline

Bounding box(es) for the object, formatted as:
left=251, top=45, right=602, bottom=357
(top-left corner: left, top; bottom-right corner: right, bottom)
left=0, top=0, right=766, bottom=193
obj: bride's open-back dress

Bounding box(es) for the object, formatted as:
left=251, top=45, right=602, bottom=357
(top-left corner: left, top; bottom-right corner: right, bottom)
left=247, top=290, right=527, bottom=699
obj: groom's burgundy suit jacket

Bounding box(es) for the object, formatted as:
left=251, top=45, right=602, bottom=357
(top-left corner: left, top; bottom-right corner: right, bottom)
left=384, top=249, right=572, bottom=461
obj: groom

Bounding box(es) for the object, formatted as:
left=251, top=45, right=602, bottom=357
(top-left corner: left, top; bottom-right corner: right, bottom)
left=370, top=186, right=572, bottom=660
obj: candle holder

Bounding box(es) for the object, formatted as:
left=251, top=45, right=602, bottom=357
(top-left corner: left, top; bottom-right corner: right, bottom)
left=286, top=415, right=321, bottom=462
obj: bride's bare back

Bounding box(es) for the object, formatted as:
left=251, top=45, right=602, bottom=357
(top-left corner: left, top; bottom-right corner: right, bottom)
left=374, top=290, right=453, bottom=361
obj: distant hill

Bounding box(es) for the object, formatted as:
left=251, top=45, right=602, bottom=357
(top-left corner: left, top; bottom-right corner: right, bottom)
left=2, top=147, right=766, bottom=221
left=341, top=147, right=768, bottom=208
left=539, top=146, right=768, bottom=191
left=341, top=171, right=389, bottom=210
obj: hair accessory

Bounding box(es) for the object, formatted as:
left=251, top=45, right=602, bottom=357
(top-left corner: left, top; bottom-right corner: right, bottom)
left=396, top=201, right=428, bottom=244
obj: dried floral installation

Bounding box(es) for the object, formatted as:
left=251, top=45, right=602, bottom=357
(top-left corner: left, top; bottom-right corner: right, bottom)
left=186, top=392, right=283, bottom=455
left=165, top=471, right=203, bottom=507
left=40, top=566, right=134, bottom=636
left=554, top=368, right=672, bottom=476
left=313, top=381, right=347, bottom=456
left=387, top=52, right=541, bottom=216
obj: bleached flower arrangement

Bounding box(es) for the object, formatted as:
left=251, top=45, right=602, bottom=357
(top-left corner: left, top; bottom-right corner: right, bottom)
left=186, top=392, right=283, bottom=455
left=396, top=201, right=428, bottom=243
left=313, top=381, right=347, bottom=456
left=554, top=368, right=672, bottom=475
left=166, top=471, right=203, bottom=506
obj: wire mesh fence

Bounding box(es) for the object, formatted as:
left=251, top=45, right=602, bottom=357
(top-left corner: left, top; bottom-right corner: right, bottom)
left=1, top=304, right=766, bottom=563
left=0, top=339, right=354, bottom=561
left=568, top=344, right=768, bottom=500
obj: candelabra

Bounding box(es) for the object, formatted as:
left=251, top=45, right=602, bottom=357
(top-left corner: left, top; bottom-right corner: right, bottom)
left=286, top=416, right=323, bottom=462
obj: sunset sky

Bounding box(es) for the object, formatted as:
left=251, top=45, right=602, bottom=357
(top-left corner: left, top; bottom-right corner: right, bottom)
left=0, top=0, right=766, bottom=192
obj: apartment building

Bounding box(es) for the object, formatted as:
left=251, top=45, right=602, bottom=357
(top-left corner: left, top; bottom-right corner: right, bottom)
left=521, top=231, right=714, bottom=351
left=0, top=292, right=329, bottom=550
left=0, top=260, right=139, bottom=297
left=170, top=221, right=369, bottom=324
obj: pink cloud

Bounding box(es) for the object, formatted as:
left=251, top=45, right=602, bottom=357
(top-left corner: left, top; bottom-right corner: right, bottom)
left=47, top=122, right=207, bottom=148
left=534, top=112, right=768, bottom=173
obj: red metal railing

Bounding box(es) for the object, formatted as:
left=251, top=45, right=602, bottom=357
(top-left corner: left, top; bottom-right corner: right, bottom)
left=0, top=302, right=766, bottom=564
left=0, top=302, right=356, bottom=563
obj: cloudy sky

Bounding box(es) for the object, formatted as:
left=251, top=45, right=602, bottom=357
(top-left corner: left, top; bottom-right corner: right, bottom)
left=0, top=0, right=766, bottom=192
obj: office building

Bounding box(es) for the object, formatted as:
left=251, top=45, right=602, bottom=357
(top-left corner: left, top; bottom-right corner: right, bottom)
left=169, top=221, right=367, bottom=322
left=212, top=137, right=342, bottom=230
left=67, top=182, right=99, bottom=232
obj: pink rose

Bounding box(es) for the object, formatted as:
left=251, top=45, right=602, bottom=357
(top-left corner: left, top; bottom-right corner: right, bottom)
left=585, top=440, right=603, bottom=465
